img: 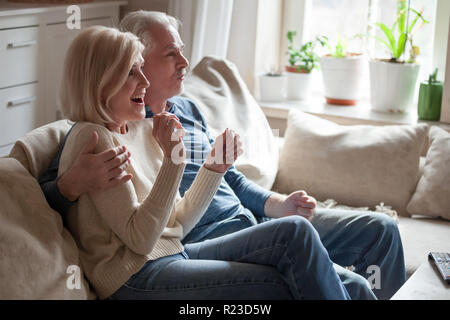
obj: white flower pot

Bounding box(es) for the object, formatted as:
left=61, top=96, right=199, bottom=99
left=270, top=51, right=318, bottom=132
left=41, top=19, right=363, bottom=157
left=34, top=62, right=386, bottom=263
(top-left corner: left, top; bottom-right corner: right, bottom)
left=285, top=66, right=313, bottom=100
left=369, top=60, right=420, bottom=113
left=320, top=54, right=365, bottom=105
left=258, top=74, right=287, bottom=101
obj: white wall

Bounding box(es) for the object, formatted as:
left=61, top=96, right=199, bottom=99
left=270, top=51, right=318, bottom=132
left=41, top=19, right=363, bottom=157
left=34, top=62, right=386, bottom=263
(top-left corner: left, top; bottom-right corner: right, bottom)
left=433, top=0, right=450, bottom=81
left=120, top=0, right=169, bottom=18
left=254, top=0, right=283, bottom=97
left=226, top=0, right=259, bottom=93
left=440, top=18, right=450, bottom=123
left=227, top=0, right=283, bottom=95
left=167, top=0, right=197, bottom=65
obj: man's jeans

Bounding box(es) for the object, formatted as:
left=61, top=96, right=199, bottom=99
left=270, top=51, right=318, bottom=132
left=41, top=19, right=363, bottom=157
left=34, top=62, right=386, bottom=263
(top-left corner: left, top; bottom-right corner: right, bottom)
left=109, top=210, right=405, bottom=300
left=198, top=208, right=405, bottom=300
left=109, top=216, right=354, bottom=300
left=310, top=209, right=406, bottom=300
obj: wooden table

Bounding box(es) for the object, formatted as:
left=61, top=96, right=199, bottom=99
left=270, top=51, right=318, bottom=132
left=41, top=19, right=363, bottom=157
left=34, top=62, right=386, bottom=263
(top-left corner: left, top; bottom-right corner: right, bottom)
left=391, top=259, right=450, bottom=300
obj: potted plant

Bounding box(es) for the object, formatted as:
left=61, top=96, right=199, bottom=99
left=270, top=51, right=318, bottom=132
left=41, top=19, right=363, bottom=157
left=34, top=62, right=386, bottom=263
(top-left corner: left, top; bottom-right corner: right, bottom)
left=258, top=70, right=287, bottom=102
left=417, top=68, right=443, bottom=121
left=319, top=35, right=365, bottom=105
left=285, top=31, right=327, bottom=100
left=369, top=0, right=428, bottom=113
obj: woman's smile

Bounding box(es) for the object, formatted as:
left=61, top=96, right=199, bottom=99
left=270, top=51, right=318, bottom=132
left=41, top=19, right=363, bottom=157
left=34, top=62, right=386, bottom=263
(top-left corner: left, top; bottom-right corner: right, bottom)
left=130, top=91, right=146, bottom=106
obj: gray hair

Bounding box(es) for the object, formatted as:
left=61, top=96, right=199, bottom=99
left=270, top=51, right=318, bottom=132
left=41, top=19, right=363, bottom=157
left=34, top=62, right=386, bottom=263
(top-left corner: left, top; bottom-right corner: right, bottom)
left=119, top=10, right=181, bottom=55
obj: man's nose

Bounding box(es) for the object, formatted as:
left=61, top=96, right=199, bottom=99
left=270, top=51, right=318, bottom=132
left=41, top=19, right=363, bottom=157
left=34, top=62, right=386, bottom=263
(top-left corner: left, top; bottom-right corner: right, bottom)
left=178, top=52, right=189, bottom=69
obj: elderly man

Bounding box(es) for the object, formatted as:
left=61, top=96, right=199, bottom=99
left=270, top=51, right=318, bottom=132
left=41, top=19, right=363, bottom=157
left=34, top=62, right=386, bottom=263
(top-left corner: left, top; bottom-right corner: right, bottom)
left=39, top=10, right=406, bottom=300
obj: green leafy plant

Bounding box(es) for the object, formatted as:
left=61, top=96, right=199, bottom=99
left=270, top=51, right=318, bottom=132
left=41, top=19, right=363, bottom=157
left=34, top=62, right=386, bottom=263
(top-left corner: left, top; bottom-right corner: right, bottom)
left=286, top=31, right=327, bottom=73
left=324, top=34, right=349, bottom=58
left=330, top=35, right=347, bottom=58
left=374, top=0, right=428, bottom=63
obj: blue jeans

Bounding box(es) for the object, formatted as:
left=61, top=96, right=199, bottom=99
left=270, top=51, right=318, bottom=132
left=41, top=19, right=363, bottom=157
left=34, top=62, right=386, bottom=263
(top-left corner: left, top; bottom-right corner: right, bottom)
left=310, top=209, right=406, bottom=300
left=193, top=209, right=405, bottom=300
left=192, top=209, right=405, bottom=300
left=109, top=209, right=405, bottom=300
left=194, top=209, right=405, bottom=300
left=109, top=216, right=352, bottom=300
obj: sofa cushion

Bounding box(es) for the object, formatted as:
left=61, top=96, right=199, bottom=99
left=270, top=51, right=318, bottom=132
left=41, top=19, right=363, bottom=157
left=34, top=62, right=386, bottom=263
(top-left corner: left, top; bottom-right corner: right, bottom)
left=406, top=127, right=450, bottom=220
left=182, top=56, right=279, bottom=190
left=8, top=120, right=72, bottom=179
left=273, top=109, right=429, bottom=216
left=397, top=216, right=450, bottom=278
left=0, top=158, right=94, bottom=299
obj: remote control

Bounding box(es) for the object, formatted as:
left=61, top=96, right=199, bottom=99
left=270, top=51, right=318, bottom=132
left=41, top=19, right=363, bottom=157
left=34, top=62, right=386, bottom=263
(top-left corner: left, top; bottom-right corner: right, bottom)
left=428, top=252, right=450, bottom=284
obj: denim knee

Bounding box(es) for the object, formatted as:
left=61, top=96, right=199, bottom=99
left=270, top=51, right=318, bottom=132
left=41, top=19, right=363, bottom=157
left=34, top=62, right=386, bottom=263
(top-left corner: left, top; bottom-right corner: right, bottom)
left=371, top=214, right=401, bottom=242
left=277, top=216, right=319, bottom=244
left=344, top=272, right=376, bottom=300
left=280, top=215, right=313, bottom=230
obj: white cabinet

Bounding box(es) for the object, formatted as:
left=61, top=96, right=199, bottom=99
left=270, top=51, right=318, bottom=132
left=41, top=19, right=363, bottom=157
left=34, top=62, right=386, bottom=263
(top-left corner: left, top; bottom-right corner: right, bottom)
left=0, top=26, right=39, bottom=89
left=0, top=1, right=127, bottom=156
left=0, top=82, right=39, bottom=147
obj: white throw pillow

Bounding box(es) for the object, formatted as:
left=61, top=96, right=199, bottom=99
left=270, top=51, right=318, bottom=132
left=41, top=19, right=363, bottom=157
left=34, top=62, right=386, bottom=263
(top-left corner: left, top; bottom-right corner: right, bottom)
left=0, top=158, right=95, bottom=299
left=406, top=126, right=450, bottom=220
left=273, top=109, right=429, bottom=216
left=182, top=56, right=279, bottom=190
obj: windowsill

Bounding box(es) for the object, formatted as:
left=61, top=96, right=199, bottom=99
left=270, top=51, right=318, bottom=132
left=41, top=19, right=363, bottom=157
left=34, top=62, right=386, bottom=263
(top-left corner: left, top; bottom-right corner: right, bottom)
left=258, top=96, right=450, bottom=131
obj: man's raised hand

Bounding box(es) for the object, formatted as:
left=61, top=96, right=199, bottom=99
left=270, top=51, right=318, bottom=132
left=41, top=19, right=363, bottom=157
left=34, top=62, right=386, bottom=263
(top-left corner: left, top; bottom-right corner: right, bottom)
left=204, top=128, right=243, bottom=174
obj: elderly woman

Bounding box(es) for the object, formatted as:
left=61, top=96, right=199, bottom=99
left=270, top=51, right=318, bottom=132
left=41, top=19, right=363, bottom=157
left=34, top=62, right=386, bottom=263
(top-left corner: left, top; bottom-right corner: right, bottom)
left=59, top=26, right=351, bottom=300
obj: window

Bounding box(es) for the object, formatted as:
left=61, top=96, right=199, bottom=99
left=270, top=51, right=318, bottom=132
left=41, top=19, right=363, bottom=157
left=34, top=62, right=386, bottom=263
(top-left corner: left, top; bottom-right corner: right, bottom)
left=291, top=0, right=438, bottom=100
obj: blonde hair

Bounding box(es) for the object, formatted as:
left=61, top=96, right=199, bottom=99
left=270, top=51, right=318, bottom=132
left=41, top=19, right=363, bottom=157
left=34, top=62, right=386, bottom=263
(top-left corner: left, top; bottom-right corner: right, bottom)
left=60, top=26, right=145, bottom=125
left=119, top=10, right=181, bottom=55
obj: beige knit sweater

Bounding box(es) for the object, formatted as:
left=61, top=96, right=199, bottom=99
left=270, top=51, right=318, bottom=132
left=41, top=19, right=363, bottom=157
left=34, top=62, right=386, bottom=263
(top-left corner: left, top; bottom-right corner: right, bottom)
left=58, top=120, right=224, bottom=299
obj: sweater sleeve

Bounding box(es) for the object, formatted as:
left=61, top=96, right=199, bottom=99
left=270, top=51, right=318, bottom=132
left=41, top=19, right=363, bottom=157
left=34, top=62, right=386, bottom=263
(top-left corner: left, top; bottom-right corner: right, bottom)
left=91, top=159, right=185, bottom=255
left=174, top=165, right=224, bottom=237
left=61, top=125, right=186, bottom=256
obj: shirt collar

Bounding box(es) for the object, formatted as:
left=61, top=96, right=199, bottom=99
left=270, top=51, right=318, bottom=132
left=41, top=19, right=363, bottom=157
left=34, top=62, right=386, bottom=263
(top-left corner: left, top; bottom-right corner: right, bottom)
left=145, top=100, right=175, bottom=118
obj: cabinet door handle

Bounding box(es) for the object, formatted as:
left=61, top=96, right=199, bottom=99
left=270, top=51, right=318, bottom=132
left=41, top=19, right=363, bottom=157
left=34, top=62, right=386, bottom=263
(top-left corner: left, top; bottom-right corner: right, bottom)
left=7, top=40, right=37, bottom=49
left=7, top=96, right=36, bottom=107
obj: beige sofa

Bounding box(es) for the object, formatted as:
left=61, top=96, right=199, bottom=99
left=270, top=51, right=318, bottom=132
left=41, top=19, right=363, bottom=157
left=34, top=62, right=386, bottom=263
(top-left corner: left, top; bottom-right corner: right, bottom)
left=1, top=57, right=449, bottom=299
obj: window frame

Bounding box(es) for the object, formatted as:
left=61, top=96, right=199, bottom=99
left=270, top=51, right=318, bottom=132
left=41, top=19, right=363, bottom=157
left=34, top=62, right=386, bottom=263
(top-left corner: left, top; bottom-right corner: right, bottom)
left=279, top=0, right=449, bottom=104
